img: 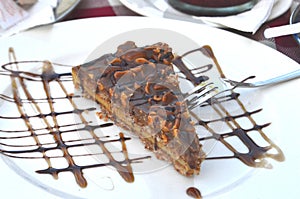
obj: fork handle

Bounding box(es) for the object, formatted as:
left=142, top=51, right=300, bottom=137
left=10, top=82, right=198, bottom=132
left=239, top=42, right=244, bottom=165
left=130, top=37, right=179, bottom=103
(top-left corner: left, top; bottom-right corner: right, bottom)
left=264, top=22, right=300, bottom=38
left=256, top=69, right=300, bottom=87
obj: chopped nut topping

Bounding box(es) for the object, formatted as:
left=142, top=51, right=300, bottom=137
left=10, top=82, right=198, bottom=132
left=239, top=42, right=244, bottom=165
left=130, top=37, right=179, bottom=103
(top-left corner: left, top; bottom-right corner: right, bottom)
left=121, top=92, right=128, bottom=107
left=114, top=70, right=128, bottom=80
left=97, top=82, right=104, bottom=91
left=173, top=129, right=179, bottom=137
left=135, top=58, right=149, bottom=64
left=148, top=115, right=154, bottom=125
left=161, top=134, right=168, bottom=144
left=173, top=118, right=180, bottom=129
left=110, top=57, right=122, bottom=65
left=153, top=95, right=162, bottom=101
left=88, top=74, right=94, bottom=79
left=145, top=82, right=151, bottom=94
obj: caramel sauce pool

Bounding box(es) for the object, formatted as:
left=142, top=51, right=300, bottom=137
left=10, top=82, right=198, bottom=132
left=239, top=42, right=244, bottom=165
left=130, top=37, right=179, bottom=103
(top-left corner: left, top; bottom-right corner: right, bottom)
left=186, top=187, right=202, bottom=199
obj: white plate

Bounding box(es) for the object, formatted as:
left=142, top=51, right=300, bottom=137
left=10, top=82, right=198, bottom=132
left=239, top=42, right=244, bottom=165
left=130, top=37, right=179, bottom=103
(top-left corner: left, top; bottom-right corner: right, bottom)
left=120, top=0, right=293, bottom=23
left=0, top=17, right=300, bottom=199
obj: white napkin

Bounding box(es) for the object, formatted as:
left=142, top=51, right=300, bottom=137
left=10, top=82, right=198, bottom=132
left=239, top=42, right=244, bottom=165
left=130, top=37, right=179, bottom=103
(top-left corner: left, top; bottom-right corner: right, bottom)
left=0, top=0, right=29, bottom=30
left=0, top=0, right=58, bottom=37
left=196, top=0, right=275, bottom=33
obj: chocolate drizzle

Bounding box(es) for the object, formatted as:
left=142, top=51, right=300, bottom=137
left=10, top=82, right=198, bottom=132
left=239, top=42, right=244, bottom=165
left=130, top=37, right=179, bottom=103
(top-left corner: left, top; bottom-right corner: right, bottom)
left=0, top=45, right=285, bottom=194
left=173, top=45, right=285, bottom=168
left=0, top=51, right=150, bottom=188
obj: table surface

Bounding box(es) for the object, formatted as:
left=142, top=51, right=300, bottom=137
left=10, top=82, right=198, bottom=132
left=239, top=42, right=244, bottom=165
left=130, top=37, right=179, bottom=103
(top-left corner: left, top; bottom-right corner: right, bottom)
left=64, top=0, right=300, bottom=64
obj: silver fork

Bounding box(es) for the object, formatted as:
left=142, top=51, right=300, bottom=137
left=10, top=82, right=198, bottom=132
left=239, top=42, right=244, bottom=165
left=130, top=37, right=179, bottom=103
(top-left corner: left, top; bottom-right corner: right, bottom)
left=184, top=68, right=300, bottom=109
left=222, top=69, right=300, bottom=88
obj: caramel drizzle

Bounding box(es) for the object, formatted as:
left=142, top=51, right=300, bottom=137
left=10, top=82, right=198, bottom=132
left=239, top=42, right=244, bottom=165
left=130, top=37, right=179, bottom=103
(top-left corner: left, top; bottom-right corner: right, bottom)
left=0, top=50, right=150, bottom=187
left=186, top=187, right=202, bottom=199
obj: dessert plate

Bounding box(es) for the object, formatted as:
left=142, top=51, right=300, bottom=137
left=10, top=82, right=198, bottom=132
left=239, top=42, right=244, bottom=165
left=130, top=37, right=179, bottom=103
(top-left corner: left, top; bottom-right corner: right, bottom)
left=0, top=17, right=300, bottom=199
left=119, top=0, right=293, bottom=23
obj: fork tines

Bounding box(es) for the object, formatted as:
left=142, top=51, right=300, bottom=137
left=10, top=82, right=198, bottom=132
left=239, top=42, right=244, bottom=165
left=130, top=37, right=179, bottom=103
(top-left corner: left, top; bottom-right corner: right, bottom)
left=185, top=82, right=218, bottom=110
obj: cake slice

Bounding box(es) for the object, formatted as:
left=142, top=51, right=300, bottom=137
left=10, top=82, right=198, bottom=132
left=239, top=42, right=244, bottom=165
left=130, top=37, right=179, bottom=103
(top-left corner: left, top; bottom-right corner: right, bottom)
left=72, top=41, right=205, bottom=176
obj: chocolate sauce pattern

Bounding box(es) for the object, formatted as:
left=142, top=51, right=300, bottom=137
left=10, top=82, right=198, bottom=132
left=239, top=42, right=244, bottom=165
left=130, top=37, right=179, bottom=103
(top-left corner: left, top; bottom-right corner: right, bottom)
left=0, top=51, right=150, bottom=188
left=0, top=47, right=284, bottom=194
left=173, top=46, right=284, bottom=168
